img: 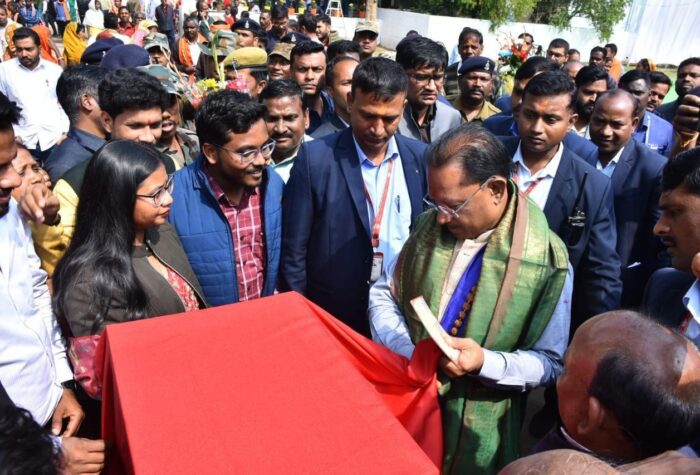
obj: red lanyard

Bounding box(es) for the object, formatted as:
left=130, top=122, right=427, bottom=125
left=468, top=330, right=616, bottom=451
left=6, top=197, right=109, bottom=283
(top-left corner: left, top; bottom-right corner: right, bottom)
left=513, top=163, right=546, bottom=196
left=363, top=158, right=395, bottom=249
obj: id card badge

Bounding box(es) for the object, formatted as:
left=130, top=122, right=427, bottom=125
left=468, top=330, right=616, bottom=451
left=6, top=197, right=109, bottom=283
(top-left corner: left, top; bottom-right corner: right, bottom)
left=370, top=252, right=384, bottom=283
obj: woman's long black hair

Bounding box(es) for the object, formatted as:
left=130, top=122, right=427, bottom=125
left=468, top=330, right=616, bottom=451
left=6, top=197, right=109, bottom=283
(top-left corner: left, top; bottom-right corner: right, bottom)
left=53, top=139, right=164, bottom=333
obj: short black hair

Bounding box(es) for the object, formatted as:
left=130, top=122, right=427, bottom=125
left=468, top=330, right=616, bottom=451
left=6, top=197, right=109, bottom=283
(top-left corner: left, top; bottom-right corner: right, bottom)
left=574, top=65, right=608, bottom=88
left=297, top=12, right=316, bottom=33
left=0, top=92, right=21, bottom=130
left=427, top=124, right=511, bottom=184
left=522, top=70, right=575, bottom=109
left=270, top=4, right=287, bottom=20
left=514, top=56, right=559, bottom=81
left=458, top=27, right=482, bottom=46
left=679, top=57, right=700, bottom=70
left=104, top=11, right=118, bottom=29
left=661, top=146, right=700, bottom=195
left=589, top=346, right=700, bottom=458
left=604, top=43, right=617, bottom=55
left=315, top=13, right=331, bottom=26
left=649, top=71, right=672, bottom=87
left=596, top=88, right=642, bottom=119
left=118, top=5, right=129, bottom=12
left=518, top=32, right=533, bottom=43
left=11, top=27, right=39, bottom=47
left=56, top=65, right=109, bottom=124
left=395, top=35, right=448, bottom=72
left=0, top=404, right=64, bottom=474
left=548, top=38, right=569, bottom=52
left=326, top=55, right=359, bottom=88
left=98, top=68, right=170, bottom=119
left=568, top=48, right=580, bottom=56
left=590, top=46, right=606, bottom=57
left=259, top=79, right=306, bottom=110
left=351, top=57, right=408, bottom=101
left=619, top=69, right=651, bottom=89
left=246, top=67, right=269, bottom=85
left=326, top=39, right=360, bottom=62
left=290, top=40, right=326, bottom=67
left=195, top=90, right=265, bottom=146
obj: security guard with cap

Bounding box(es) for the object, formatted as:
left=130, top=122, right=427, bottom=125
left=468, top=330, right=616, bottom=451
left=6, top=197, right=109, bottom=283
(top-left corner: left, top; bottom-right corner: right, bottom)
left=232, top=18, right=262, bottom=48
left=222, top=47, right=269, bottom=98
left=451, top=55, right=501, bottom=123
left=196, top=30, right=239, bottom=80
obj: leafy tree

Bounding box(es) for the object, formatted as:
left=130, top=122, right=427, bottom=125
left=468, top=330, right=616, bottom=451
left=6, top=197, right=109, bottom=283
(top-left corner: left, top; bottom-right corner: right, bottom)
left=381, top=0, right=631, bottom=40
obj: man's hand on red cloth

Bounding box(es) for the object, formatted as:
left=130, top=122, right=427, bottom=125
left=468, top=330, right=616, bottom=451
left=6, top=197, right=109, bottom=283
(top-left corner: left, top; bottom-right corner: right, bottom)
left=52, top=388, right=84, bottom=436
left=62, top=437, right=106, bottom=474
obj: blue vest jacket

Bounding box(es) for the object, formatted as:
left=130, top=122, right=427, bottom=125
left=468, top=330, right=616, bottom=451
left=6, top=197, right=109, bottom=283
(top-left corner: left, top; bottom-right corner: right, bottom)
left=168, top=156, right=284, bottom=306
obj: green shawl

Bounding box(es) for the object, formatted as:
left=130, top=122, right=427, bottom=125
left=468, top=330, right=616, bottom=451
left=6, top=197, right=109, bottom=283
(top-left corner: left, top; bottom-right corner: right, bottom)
left=394, top=182, right=569, bottom=474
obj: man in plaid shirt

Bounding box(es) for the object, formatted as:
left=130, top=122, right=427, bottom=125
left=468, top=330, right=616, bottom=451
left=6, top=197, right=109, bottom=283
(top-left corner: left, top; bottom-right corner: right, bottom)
left=169, top=91, right=284, bottom=306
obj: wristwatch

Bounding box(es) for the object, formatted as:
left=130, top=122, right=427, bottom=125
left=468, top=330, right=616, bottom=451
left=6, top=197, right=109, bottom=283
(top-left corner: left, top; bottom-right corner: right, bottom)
left=61, top=380, right=77, bottom=392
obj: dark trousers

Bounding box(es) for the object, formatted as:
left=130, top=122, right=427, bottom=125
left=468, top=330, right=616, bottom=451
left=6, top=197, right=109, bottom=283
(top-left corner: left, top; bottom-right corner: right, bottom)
left=56, top=19, right=68, bottom=37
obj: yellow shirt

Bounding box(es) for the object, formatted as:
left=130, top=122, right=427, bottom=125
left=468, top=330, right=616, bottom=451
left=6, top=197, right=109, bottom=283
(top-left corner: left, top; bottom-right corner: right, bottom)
left=33, top=177, right=78, bottom=275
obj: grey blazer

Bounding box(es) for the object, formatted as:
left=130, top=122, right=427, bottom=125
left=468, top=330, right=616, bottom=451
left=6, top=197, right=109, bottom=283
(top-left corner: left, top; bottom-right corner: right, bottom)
left=397, top=100, right=461, bottom=144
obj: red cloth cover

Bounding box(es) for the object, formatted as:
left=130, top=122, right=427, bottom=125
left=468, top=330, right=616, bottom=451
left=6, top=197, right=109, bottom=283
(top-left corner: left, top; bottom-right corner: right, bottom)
left=97, top=292, right=443, bottom=473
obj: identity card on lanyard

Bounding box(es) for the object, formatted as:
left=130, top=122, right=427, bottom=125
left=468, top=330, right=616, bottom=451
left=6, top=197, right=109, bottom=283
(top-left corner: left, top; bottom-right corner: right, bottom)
left=364, top=159, right=395, bottom=282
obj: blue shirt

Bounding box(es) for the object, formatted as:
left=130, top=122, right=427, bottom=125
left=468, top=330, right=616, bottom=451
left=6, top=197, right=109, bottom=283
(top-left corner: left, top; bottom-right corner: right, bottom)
left=54, top=1, right=67, bottom=21
left=353, top=135, right=412, bottom=273
left=632, top=112, right=674, bottom=157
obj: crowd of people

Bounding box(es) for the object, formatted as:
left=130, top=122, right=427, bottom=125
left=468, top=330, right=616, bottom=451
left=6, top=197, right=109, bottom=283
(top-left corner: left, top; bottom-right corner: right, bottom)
left=0, top=1, right=699, bottom=473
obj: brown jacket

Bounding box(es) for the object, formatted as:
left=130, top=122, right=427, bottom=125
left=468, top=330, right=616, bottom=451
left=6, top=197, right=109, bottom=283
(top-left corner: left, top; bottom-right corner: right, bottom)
left=63, top=223, right=207, bottom=337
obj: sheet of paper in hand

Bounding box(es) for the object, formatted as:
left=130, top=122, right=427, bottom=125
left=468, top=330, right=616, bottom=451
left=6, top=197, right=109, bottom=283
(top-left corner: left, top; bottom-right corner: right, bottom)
left=410, top=296, right=460, bottom=363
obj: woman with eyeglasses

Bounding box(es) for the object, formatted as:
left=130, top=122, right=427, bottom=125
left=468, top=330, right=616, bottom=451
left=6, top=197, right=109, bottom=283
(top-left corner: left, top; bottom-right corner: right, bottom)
left=53, top=139, right=207, bottom=349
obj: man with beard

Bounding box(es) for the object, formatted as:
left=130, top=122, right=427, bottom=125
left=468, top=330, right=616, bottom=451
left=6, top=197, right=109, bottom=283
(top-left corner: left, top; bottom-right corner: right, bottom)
left=396, top=35, right=460, bottom=144
left=311, top=55, right=359, bottom=138
left=451, top=56, right=500, bottom=124
left=572, top=65, right=609, bottom=138
left=619, top=70, right=674, bottom=156
left=546, top=38, right=569, bottom=66
left=589, top=46, right=606, bottom=69
left=261, top=80, right=312, bottom=182
left=0, top=28, right=68, bottom=165
left=656, top=57, right=700, bottom=123
left=169, top=91, right=284, bottom=306
left=265, top=5, right=288, bottom=53
left=444, top=27, right=484, bottom=101
left=316, top=14, right=331, bottom=48
left=291, top=41, right=331, bottom=134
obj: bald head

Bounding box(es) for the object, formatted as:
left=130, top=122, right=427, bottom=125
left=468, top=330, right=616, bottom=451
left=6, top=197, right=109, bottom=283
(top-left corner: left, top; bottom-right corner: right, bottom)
left=499, top=449, right=616, bottom=475
left=558, top=310, right=700, bottom=461
left=563, top=60, right=584, bottom=80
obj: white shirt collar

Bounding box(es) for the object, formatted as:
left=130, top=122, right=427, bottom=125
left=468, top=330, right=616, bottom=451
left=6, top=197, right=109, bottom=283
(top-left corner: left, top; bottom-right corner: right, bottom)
left=512, top=142, right=564, bottom=180
left=596, top=146, right=624, bottom=173
left=682, top=280, right=700, bottom=325
left=353, top=134, right=399, bottom=166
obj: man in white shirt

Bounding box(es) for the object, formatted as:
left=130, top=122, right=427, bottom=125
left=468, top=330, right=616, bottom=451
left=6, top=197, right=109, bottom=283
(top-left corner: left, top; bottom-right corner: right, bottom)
left=0, top=92, right=105, bottom=474
left=0, top=27, right=68, bottom=165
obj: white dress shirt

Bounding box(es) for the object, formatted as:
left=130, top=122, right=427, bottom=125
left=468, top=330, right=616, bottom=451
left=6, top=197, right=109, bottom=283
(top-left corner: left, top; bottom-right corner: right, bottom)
left=682, top=280, right=700, bottom=347
left=512, top=142, right=564, bottom=210
left=369, top=229, right=573, bottom=392
left=0, top=199, right=72, bottom=424
left=596, top=146, right=624, bottom=178
left=0, top=58, right=69, bottom=151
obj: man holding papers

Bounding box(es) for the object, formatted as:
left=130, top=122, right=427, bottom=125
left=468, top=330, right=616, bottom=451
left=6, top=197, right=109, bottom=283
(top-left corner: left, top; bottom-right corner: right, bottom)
left=368, top=124, right=573, bottom=475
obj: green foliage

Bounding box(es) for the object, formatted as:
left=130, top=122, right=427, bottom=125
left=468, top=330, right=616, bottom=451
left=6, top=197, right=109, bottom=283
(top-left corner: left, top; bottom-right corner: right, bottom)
left=387, top=0, right=631, bottom=40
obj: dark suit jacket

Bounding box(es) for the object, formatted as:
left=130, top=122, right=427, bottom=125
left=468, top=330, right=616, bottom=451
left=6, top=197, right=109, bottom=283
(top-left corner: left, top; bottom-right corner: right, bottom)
left=583, top=139, right=666, bottom=307
left=483, top=114, right=598, bottom=162
left=280, top=128, right=427, bottom=336
left=501, top=137, right=622, bottom=330
left=641, top=267, right=694, bottom=329
left=310, top=113, right=347, bottom=139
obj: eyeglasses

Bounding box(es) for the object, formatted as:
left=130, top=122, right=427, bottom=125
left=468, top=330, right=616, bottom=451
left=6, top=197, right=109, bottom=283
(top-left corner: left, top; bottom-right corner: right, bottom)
left=137, top=174, right=174, bottom=207
left=408, top=72, right=445, bottom=87
left=213, top=140, right=276, bottom=165
left=423, top=177, right=494, bottom=219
